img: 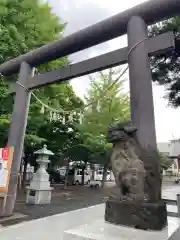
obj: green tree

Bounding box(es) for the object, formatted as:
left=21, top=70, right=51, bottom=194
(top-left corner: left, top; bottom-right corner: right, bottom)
left=0, top=0, right=67, bottom=68
left=0, top=0, right=67, bottom=141
left=159, top=152, right=173, bottom=171
left=149, top=17, right=180, bottom=106
left=82, top=68, right=130, bottom=136
left=89, top=135, right=112, bottom=188
left=0, top=114, right=11, bottom=145
left=0, top=0, right=83, bottom=182
left=80, top=67, right=130, bottom=186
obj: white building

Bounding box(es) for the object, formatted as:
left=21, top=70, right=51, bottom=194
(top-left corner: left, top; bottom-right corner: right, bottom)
left=157, top=140, right=180, bottom=175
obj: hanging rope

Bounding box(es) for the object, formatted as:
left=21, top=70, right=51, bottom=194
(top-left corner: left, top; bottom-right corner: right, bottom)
left=15, top=65, right=129, bottom=115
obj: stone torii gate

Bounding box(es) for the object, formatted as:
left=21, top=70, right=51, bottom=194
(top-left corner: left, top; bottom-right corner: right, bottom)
left=0, top=0, right=179, bottom=217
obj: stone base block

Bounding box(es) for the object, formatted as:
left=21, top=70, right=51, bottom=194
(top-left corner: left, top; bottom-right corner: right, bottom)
left=64, top=217, right=179, bottom=240
left=105, top=199, right=167, bottom=230
left=26, top=187, right=52, bottom=205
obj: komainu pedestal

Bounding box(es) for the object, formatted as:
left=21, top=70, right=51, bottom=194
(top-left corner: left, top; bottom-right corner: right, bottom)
left=105, top=122, right=167, bottom=230
left=105, top=199, right=167, bottom=230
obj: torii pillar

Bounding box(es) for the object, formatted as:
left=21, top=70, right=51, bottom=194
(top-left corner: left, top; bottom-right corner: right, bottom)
left=127, top=16, right=163, bottom=202
left=105, top=16, right=167, bottom=231
left=128, top=16, right=157, bottom=150
left=2, top=62, right=33, bottom=217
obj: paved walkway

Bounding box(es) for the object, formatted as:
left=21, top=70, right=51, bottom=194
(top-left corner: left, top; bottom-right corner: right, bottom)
left=162, top=185, right=180, bottom=201
left=0, top=184, right=179, bottom=239
left=0, top=204, right=179, bottom=240
left=0, top=204, right=103, bottom=239
left=0, top=184, right=179, bottom=227
left=0, top=185, right=110, bottom=226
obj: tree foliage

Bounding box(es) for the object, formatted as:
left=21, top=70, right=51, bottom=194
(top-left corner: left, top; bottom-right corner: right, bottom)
left=159, top=152, right=173, bottom=171
left=79, top=68, right=130, bottom=167
left=82, top=68, right=130, bottom=136
left=149, top=17, right=180, bottom=107
left=0, top=0, right=66, bottom=67
left=0, top=0, right=83, bottom=169
left=0, top=1, right=130, bottom=178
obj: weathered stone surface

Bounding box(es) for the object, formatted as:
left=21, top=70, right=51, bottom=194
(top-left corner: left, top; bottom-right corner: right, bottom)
left=107, top=121, right=162, bottom=203
left=105, top=121, right=167, bottom=231
left=26, top=145, right=53, bottom=205
left=108, top=122, right=146, bottom=199
left=105, top=199, right=167, bottom=230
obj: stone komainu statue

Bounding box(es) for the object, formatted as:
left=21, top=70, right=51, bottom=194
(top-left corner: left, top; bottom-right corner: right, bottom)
left=105, top=122, right=167, bottom=230
left=108, top=121, right=161, bottom=202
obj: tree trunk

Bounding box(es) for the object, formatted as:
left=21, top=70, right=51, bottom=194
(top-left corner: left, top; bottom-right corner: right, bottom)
left=22, top=158, right=28, bottom=187
left=17, top=159, right=23, bottom=191
left=91, top=164, right=95, bottom=180
left=81, top=161, right=87, bottom=186
left=81, top=167, right=85, bottom=186
left=101, top=164, right=108, bottom=188
left=64, top=159, right=70, bottom=189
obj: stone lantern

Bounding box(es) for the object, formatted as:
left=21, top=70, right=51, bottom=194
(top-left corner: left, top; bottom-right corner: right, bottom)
left=26, top=145, right=54, bottom=204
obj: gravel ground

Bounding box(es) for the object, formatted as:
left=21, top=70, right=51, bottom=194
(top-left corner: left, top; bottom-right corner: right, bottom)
left=0, top=185, right=113, bottom=227
left=0, top=182, right=176, bottom=227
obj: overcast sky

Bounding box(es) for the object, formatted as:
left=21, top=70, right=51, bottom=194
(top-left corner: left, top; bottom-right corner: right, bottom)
left=47, top=0, right=180, bottom=143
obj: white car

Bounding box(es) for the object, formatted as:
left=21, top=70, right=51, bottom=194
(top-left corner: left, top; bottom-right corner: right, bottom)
left=67, top=168, right=91, bottom=185
left=90, top=180, right=102, bottom=188
left=74, top=169, right=90, bottom=185
left=94, top=170, right=114, bottom=181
